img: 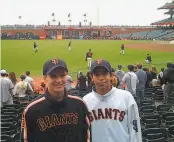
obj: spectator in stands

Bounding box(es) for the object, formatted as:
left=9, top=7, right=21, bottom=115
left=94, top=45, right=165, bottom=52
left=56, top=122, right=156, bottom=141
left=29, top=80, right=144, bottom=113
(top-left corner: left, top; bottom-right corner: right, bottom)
left=25, top=71, right=34, bottom=89
left=9, top=72, right=17, bottom=86
left=121, top=65, right=139, bottom=96
left=158, top=68, right=164, bottom=85
left=143, top=68, right=152, bottom=88
left=115, top=65, right=125, bottom=87
left=145, top=54, right=152, bottom=63
left=150, top=66, right=157, bottom=79
left=77, top=71, right=87, bottom=91
left=14, top=75, right=33, bottom=98
left=136, top=63, right=147, bottom=100
left=9, top=72, right=18, bottom=95
left=111, top=68, right=118, bottom=87
left=39, top=80, right=46, bottom=95
left=86, top=70, right=92, bottom=91
left=65, top=74, right=72, bottom=91
left=0, top=69, right=14, bottom=107
left=163, top=63, right=174, bottom=103
left=133, top=65, right=138, bottom=72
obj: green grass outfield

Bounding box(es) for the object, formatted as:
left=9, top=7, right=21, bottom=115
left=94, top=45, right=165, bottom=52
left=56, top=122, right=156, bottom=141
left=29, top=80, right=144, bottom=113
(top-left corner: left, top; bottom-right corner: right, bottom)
left=1, top=40, right=174, bottom=79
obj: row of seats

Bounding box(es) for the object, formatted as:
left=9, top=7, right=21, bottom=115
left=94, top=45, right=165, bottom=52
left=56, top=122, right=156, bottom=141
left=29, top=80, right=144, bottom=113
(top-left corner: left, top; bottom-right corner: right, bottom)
left=136, top=86, right=174, bottom=142
left=1, top=86, right=174, bottom=142
left=1, top=103, right=29, bottom=142
left=114, top=29, right=174, bottom=39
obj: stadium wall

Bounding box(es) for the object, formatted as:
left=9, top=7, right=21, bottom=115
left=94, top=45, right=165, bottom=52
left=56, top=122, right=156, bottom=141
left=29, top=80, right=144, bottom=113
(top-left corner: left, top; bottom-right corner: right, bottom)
left=0, top=27, right=160, bottom=40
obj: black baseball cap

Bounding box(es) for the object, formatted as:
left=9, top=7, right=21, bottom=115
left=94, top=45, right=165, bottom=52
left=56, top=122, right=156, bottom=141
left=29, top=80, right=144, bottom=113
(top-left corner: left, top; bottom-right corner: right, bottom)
left=43, top=58, right=68, bottom=75
left=90, top=59, right=112, bottom=73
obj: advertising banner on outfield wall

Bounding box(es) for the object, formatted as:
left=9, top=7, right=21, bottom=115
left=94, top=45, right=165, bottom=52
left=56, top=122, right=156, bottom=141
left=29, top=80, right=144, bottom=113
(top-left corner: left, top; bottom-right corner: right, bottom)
left=57, top=35, right=62, bottom=40
left=79, top=35, right=83, bottom=39
left=40, top=36, right=46, bottom=40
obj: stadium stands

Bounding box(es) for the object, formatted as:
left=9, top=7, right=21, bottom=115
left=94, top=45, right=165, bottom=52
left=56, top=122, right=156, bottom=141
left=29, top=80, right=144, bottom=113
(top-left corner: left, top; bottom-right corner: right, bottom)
left=131, top=31, right=148, bottom=39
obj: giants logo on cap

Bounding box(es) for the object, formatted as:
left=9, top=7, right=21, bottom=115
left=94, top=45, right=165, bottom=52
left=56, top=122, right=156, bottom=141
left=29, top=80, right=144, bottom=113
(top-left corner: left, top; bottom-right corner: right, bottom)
left=96, top=59, right=102, bottom=65
left=52, top=58, right=59, bottom=65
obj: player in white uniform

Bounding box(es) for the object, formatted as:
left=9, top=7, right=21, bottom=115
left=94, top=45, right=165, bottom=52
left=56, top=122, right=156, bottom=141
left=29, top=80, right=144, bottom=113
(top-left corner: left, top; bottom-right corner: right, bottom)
left=86, top=49, right=93, bottom=69
left=120, top=44, right=125, bottom=55
left=83, top=59, right=142, bottom=142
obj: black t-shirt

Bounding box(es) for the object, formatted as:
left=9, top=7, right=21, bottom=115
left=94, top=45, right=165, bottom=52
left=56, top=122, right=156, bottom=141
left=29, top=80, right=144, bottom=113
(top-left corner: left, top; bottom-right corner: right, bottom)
left=86, top=52, right=93, bottom=58
left=68, top=42, right=71, bottom=46
left=34, top=43, right=37, bottom=48
left=78, top=75, right=87, bottom=90
left=147, top=56, right=152, bottom=62
left=150, top=71, right=157, bottom=79
left=86, top=72, right=92, bottom=84
left=164, top=67, right=174, bottom=82
left=21, top=91, right=90, bottom=142
left=121, top=45, right=124, bottom=50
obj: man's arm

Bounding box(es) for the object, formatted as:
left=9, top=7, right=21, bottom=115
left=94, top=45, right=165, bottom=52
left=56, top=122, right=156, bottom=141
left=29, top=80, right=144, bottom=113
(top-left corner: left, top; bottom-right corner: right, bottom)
left=127, top=95, right=142, bottom=142
left=163, top=69, right=169, bottom=81
left=21, top=110, right=35, bottom=142
left=82, top=103, right=91, bottom=142
left=9, top=80, right=14, bottom=96
left=85, top=53, right=88, bottom=61
left=121, top=73, right=127, bottom=86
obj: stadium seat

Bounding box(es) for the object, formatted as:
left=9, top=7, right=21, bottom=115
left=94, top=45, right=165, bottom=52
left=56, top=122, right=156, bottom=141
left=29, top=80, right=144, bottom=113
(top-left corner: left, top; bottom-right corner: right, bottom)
left=147, top=137, right=167, bottom=142
left=139, top=100, right=155, bottom=107
left=142, top=138, right=148, bottom=142
left=14, top=132, right=20, bottom=142
left=139, top=105, right=156, bottom=116
left=141, top=114, right=161, bottom=130
left=79, top=90, right=90, bottom=97
left=0, top=135, right=13, bottom=142
left=168, top=125, right=174, bottom=136
left=154, top=89, right=164, bottom=101
left=142, top=128, right=170, bottom=142
left=168, top=92, right=174, bottom=104
left=68, top=88, right=80, bottom=96
left=156, top=104, right=172, bottom=115
left=2, top=104, right=21, bottom=109
left=162, top=112, right=174, bottom=128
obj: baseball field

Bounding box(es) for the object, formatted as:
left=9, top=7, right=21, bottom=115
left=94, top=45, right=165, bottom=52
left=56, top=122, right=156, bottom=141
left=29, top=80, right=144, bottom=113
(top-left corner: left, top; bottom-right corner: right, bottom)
left=1, top=40, right=174, bottom=80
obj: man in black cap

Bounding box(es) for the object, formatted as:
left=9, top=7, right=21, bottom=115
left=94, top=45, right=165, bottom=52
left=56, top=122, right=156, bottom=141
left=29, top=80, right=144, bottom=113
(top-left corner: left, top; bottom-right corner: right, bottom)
left=83, top=59, right=142, bottom=142
left=21, top=58, right=90, bottom=142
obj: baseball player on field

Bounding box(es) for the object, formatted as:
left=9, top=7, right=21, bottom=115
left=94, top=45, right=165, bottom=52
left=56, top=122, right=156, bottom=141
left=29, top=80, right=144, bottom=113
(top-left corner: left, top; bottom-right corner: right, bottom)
left=86, top=49, right=93, bottom=69
left=68, top=41, right=71, bottom=51
left=33, top=41, right=38, bottom=53
left=120, top=44, right=125, bottom=55
left=83, top=59, right=142, bottom=142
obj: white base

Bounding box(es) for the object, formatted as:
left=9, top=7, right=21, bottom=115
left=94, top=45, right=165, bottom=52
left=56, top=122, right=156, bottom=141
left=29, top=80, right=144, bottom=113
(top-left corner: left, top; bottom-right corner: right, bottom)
left=170, top=40, right=174, bottom=44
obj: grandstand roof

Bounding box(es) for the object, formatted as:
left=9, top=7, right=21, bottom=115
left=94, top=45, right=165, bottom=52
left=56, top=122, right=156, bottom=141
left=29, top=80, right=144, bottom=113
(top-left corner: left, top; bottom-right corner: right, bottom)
left=158, top=2, right=174, bottom=9
left=151, top=18, right=174, bottom=25
left=164, top=10, right=174, bottom=15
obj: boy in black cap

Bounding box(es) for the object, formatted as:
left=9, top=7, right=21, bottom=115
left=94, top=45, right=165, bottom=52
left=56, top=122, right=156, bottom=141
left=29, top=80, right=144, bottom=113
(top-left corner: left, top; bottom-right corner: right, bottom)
left=21, top=58, right=90, bottom=142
